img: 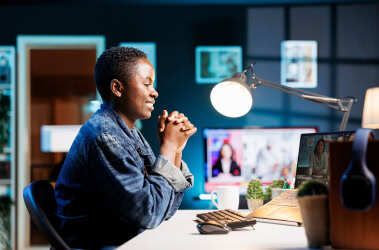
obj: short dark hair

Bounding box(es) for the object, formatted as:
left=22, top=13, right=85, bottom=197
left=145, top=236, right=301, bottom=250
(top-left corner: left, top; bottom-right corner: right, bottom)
left=94, top=46, right=147, bottom=101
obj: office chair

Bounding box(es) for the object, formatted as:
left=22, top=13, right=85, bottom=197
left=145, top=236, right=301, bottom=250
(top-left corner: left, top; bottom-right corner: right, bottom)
left=23, top=180, right=70, bottom=250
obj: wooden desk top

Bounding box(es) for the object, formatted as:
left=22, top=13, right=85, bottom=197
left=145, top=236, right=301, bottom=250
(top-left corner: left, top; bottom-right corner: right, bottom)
left=118, top=210, right=308, bottom=250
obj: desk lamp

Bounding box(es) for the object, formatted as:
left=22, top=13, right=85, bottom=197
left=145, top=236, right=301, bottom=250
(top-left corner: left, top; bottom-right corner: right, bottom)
left=362, top=87, right=379, bottom=129
left=210, top=63, right=357, bottom=131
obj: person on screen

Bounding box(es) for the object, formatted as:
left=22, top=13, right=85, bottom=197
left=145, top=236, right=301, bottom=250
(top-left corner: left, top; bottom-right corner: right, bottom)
left=255, top=141, right=281, bottom=182
left=55, top=47, right=196, bottom=249
left=309, top=138, right=328, bottom=177
left=212, top=142, right=241, bottom=177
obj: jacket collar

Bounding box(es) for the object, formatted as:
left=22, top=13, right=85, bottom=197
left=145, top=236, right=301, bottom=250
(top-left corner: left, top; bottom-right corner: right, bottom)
left=100, top=104, right=151, bottom=156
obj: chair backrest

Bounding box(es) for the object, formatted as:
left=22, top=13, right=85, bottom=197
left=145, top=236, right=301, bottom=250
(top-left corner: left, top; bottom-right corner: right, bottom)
left=23, top=180, right=70, bottom=250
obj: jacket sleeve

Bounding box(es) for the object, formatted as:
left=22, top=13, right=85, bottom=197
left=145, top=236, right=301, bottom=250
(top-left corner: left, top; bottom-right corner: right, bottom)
left=156, top=159, right=194, bottom=220
left=153, top=155, right=194, bottom=191
left=89, top=133, right=185, bottom=229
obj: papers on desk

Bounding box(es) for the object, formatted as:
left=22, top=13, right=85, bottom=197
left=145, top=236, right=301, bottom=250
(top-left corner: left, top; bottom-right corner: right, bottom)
left=247, top=189, right=302, bottom=226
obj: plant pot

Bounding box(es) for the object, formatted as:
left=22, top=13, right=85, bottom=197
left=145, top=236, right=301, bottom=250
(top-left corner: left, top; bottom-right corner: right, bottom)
left=298, top=194, right=329, bottom=248
left=247, top=199, right=263, bottom=212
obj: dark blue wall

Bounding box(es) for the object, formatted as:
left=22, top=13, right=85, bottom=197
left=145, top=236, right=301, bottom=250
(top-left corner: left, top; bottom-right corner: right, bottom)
left=1, top=2, right=378, bottom=209
left=0, top=3, right=247, bottom=209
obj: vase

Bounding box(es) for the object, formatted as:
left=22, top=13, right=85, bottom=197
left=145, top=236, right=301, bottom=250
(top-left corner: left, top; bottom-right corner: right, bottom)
left=297, top=194, right=329, bottom=248
left=247, top=199, right=263, bottom=212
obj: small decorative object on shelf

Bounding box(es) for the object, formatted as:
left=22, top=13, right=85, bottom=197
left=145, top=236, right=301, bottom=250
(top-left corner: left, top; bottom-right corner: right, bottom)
left=0, top=195, right=12, bottom=250
left=297, top=180, right=329, bottom=248
left=246, top=179, right=264, bottom=212
left=0, top=92, right=10, bottom=153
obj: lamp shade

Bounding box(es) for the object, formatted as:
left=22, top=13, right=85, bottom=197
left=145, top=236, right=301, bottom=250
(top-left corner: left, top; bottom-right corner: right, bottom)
left=362, top=87, right=379, bottom=129
left=210, top=73, right=253, bottom=118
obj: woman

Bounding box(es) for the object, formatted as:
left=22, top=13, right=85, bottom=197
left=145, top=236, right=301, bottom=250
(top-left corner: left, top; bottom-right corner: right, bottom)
left=212, top=143, right=241, bottom=177
left=309, top=139, right=328, bottom=177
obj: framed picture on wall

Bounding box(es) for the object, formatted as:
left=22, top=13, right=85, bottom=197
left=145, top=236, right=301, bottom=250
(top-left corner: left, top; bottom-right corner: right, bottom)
left=195, top=46, right=243, bottom=84
left=119, top=42, right=157, bottom=88
left=281, top=41, right=317, bottom=88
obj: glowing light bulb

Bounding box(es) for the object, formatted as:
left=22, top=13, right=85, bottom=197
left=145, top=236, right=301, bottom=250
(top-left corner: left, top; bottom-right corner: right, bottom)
left=210, top=80, right=253, bottom=118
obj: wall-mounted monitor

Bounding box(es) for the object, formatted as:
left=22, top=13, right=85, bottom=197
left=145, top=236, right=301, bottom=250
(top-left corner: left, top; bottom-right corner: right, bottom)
left=40, top=125, right=81, bottom=152
left=281, top=40, right=317, bottom=88
left=203, top=127, right=317, bottom=194
left=196, top=46, right=242, bottom=84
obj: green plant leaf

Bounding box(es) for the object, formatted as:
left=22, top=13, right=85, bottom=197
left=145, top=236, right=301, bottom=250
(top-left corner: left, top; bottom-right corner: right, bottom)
left=246, top=179, right=265, bottom=200
left=297, top=180, right=328, bottom=197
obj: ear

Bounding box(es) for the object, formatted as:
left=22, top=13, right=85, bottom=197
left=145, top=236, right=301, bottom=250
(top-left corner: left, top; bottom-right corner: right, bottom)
left=110, top=79, right=124, bottom=98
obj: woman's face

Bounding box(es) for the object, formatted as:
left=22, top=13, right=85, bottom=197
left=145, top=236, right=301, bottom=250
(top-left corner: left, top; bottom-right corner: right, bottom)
left=221, top=144, right=233, bottom=159
left=317, top=141, right=325, bottom=153
left=117, top=58, right=158, bottom=127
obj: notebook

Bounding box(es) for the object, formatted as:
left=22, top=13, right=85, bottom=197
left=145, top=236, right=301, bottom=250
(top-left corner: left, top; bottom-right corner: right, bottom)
left=247, top=131, right=355, bottom=226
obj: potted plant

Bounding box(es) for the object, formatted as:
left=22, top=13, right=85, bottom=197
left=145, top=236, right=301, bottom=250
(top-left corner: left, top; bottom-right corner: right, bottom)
left=297, top=180, right=329, bottom=248
left=246, top=179, right=264, bottom=212
left=271, top=179, right=290, bottom=199
left=264, top=185, right=272, bottom=201
left=0, top=195, right=12, bottom=250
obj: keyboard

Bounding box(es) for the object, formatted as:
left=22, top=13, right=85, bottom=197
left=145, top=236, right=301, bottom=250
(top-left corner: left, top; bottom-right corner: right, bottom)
left=196, top=209, right=256, bottom=230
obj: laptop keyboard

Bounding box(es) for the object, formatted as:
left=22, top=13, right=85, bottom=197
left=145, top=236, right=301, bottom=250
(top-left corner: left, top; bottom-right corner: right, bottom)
left=196, top=209, right=256, bottom=229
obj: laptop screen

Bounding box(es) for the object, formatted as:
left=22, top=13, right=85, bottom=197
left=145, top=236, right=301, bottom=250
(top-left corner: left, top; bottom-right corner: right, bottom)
left=294, top=131, right=355, bottom=188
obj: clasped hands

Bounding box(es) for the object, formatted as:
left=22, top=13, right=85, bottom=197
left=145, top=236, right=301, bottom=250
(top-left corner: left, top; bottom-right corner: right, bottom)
left=158, top=110, right=197, bottom=154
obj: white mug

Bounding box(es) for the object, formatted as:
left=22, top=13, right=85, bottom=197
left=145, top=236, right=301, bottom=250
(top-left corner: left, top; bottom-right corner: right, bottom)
left=211, top=186, right=240, bottom=210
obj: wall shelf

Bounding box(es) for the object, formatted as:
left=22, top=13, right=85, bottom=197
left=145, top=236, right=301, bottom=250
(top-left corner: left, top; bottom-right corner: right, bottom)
left=0, top=154, right=10, bottom=161
left=0, top=84, right=11, bottom=88
left=0, top=46, right=15, bottom=250
left=0, top=179, right=12, bottom=185
left=3, top=147, right=11, bottom=154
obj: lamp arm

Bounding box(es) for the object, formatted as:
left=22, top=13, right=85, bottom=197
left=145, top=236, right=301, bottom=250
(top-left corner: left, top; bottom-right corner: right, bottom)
left=250, top=76, right=356, bottom=131
left=253, top=77, right=344, bottom=110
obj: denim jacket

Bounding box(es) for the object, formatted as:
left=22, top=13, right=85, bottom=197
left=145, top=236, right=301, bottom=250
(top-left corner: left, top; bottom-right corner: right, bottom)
left=54, top=104, right=194, bottom=248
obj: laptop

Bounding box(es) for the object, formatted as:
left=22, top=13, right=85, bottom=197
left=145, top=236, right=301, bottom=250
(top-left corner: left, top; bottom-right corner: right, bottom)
left=294, top=131, right=355, bottom=188
left=247, top=131, right=355, bottom=225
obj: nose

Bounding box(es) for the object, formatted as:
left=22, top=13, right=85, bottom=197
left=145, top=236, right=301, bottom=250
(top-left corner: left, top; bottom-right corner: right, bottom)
left=151, top=87, right=158, bottom=99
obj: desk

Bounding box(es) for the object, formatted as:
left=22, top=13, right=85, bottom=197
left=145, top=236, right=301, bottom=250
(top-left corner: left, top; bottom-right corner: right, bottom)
left=118, top=210, right=309, bottom=250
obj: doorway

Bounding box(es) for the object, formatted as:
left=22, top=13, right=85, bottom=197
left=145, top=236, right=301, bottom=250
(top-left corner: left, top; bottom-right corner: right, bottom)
left=17, top=35, right=105, bottom=250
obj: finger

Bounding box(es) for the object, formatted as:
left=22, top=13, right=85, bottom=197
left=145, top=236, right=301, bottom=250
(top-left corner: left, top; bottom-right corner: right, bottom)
left=158, top=120, right=165, bottom=133
left=175, top=113, right=188, bottom=123
left=180, top=120, right=192, bottom=129
left=158, top=110, right=168, bottom=132
left=174, top=116, right=188, bottom=124
left=180, top=122, right=194, bottom=131
left=168, top=110, right=179, bottom=121
left=183, top=125, right=196, bottom=134
left=184, top=127, right=197, bottom=136
left=180, top=125, right=189, bottom=132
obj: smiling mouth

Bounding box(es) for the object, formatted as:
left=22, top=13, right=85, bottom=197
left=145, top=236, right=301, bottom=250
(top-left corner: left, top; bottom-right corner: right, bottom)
left=146, top=103, right=154, bottom=109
